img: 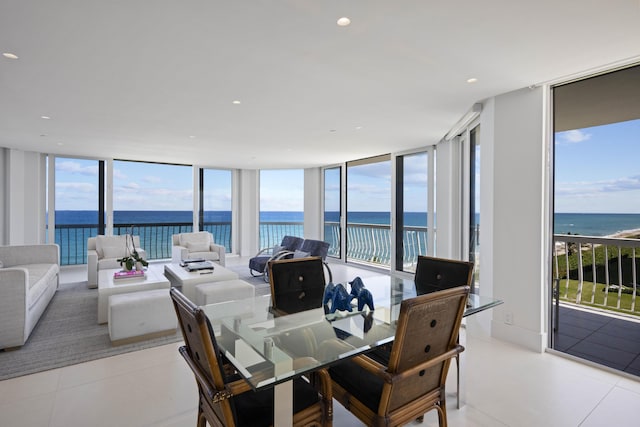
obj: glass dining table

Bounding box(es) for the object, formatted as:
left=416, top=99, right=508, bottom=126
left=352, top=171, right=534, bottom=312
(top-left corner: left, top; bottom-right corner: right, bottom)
left=200, top=275, right=502, bottom=426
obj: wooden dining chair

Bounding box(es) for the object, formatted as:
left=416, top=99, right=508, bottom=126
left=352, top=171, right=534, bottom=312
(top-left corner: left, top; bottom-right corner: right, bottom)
left=413, top=255, right=474, bottom=406
left=267, top=257, right=336, bottom=394
left=170, top=287, right=332, bottom=427
left=268, top=257, right=327, bottom=316
left=414, top=255, right=474, bottom=295
left=326, top=286, right=470, bottom=427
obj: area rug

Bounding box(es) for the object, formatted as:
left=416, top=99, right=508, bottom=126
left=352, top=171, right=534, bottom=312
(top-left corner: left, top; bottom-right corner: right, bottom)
left=0, top=264, right=271, bottom=381
left=225, top=263, right=272, bottom=297
left=0, top=280, right=184, bottom=381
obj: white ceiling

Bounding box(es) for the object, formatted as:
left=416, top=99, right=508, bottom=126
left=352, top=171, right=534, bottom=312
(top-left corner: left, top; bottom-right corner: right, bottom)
left=1, top=1, right=639, bottom=170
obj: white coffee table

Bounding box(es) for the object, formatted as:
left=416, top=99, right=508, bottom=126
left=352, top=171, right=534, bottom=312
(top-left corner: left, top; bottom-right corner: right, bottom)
left=163, top=262, right=239, bottom=302
left=97, top=264, right=170, bottom=324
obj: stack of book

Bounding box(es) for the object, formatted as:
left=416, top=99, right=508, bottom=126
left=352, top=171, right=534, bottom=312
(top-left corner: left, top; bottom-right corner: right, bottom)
left=113, top=269, right=146, bottom=281
left=183, top=261, right=215, bottom=272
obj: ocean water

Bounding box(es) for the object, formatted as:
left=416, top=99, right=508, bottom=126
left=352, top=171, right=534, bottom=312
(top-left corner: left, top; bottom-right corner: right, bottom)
left=50, top=210, right=640, bottom=265
left=54, top=211, right=640, bottom=236
left=554, top=213, right=640, bottom=236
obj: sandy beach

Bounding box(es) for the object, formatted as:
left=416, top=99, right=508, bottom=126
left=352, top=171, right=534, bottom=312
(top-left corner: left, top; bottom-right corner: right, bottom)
left=607, top=228, right=640, bottom=239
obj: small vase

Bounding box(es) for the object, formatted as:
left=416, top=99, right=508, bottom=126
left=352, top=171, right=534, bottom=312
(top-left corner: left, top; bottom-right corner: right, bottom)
left=136, top=261, right=144, bottom=271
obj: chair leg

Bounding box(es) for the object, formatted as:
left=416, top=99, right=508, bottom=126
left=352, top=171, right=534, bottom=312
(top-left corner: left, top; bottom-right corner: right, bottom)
left=438, top=395, right=448, bottom=427
left=197, top=407, right=207, bottom=427
left=456, top=353, right=460, bottom=409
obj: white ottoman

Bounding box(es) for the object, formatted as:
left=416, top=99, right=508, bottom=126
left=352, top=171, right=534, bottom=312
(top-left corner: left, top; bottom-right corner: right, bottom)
left=195, top=279, right=255, bottom=306
left=108, top=289, right=177, bottom=345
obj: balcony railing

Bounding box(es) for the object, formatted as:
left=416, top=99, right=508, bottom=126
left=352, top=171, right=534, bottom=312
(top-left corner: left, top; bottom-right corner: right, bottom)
left=52, top=222, right=232, bottom=266
left=553, top=234, right=640, bottom=315
left=53, top=220, right=429, bottom=269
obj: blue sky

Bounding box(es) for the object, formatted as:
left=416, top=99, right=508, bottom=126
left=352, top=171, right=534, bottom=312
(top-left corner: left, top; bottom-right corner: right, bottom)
left=55, top=160, right=231, bottom=211
left=555, top=119, right=640, bottom=214
left=54, top=118, right=638, bottom=213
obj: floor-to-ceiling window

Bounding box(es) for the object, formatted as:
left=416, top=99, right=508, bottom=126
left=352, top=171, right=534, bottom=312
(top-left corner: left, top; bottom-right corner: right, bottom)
left=259, top=169, right=304, bottom=249
left=53, top=157, right=103, bottom=265
left=551, top=64, right=640, bottom=376
left=395, top=151, right=431, bottom=273
left=323, top=166, right=341, bottom=258
left=112, top=160, right=192, bottom=259
left=346, top=155, right=391, bottom=267
left=200, top=168, right=233, bottom=252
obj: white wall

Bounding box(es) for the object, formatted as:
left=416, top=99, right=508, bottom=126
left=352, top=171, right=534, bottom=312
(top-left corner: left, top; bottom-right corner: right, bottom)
left=304, top=168, right=322, bottom=240
left=0, top=148, right=6, bottom=245
left=435, top=139, right=460, bottom=258
left=237, top=169, right=259, bottom=256
left=478, top=87, right=548, bottom=352
left=2, top=149, right=47, bottom=245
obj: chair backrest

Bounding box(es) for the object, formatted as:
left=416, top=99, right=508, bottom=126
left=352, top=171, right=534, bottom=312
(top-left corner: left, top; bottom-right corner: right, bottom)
left=299, top=239, right=330, bottom=260
left=170, top=288, right=235, bottom=424
left=90, top=235, right=142, bottom=259
left=280, top=235, right=304, bottom=252
left=268, top=257, right=326, bottom=315
left=172, top=231, right=212, bottom=247
left=384, top=286, right=470, bottom=413
left=414, top=255, right=474, bottom=295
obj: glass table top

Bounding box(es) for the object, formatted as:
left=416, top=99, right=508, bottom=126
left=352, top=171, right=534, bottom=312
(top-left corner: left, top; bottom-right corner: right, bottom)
left=200, top=275, right=502, bottom=390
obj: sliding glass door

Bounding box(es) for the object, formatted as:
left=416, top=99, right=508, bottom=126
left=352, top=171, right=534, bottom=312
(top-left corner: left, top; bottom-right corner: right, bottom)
left=346, top=155, right=391, bottom=267
left=324, top=167, right=341, bottom=258
left=53, top=157, right=103, bottom=265
left=395, top=150, right=432, bottom=273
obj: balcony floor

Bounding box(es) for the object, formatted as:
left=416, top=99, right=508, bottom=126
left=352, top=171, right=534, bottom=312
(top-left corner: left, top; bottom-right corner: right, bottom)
left=555, top=305, right=640, bottom=377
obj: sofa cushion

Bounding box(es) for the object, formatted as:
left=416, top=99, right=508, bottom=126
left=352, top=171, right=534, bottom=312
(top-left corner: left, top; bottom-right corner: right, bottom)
left=102, top=246, right=124, bottom=258
left=14, top=263, right=59, bottom=310
left=186, top=242, right=210, bottom=253
left=98, top=258, right=123, bottom=270
left=95, top=235, right=127, bottom=259
left=179, top=232, right=211, bottom=248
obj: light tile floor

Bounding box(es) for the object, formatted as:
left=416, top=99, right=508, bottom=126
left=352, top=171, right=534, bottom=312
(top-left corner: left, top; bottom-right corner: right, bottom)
left=1, top=258, right=639, bottom=426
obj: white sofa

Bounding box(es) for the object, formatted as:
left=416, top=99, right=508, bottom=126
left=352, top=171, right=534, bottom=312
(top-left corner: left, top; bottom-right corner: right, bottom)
left=0, top=244, right=60, bottom=350
left=87, top=235, right=147, bottom=289
left=171, top=232, right=225, bottom=266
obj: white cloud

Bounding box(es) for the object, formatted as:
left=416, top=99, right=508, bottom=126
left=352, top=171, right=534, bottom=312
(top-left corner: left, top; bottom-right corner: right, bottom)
left=113, top=169, right=127, bottom=180
left=120, top=182, right=140, bottom=191
left=556, top=175, right=640, bottom=197
left=56, top=161, right=98, bottom=176
left=143, top=175, right=162, bottom=184
left=557, top=129, right=591, bottom=144
left=56, top=182, right=95, bottom=192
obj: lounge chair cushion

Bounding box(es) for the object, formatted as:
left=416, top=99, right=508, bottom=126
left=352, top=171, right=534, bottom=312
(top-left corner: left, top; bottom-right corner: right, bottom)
left=293, top=250, right=310, bottom=258
left=96, top=235, right=127, bottom=258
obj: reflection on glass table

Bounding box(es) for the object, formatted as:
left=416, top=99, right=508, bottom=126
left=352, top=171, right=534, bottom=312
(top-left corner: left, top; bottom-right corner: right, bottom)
left=200, top=275, right=502, bottom=392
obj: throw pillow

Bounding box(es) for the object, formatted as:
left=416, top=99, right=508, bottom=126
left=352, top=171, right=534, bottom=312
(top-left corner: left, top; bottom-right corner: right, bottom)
left=179, top=232, right=211, bottom=248
left=272, top=245, right=284, bottom=255
left=102, top=246, right=124, bottom=259
left=293, top=250, right=310, bottom=259
left=186, top=242, right=210, bottom=253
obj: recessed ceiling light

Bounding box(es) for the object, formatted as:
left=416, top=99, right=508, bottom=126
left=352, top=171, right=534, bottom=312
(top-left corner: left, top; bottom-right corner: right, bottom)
left=355, top=126, right=362, bottom=130
left=56, top=142, right=63, bottom=146
left=467, top=78, right=478, bottom=83
left=40, top=134, right=47, bottom=137
left=3, top=53, right=18, bottom=59
left=329, top=129, right=337, bottom=132
left=232, top=100, right=241, bottom=105
left=189, top=135, right=196, bottom=139
left=41, top=115, right=51, bottom=119
left=337, top=17, right=351, bottom=27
